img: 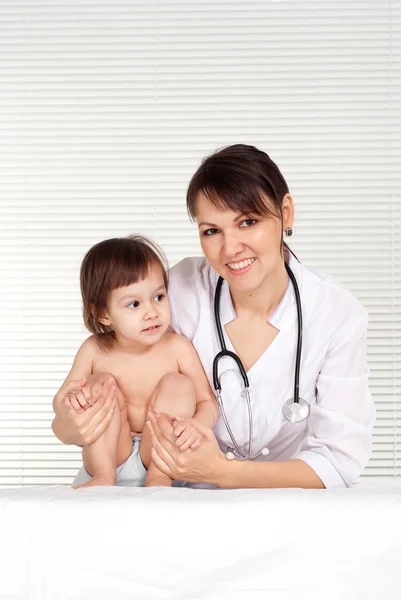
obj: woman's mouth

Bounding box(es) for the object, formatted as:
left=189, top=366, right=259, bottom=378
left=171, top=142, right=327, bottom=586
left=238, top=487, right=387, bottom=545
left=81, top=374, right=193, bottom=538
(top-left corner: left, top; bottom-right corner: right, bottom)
left=226, top=257, right=256, bottom=275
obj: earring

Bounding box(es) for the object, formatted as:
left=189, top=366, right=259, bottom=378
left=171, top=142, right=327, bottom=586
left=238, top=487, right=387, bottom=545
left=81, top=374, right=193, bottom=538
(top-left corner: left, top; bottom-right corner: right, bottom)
left=285, top=227, right=293, bottom=237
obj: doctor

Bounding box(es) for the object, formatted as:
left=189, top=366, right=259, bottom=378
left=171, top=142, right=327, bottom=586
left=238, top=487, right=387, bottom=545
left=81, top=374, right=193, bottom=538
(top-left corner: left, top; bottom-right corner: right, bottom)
left=53, top=144, right=375, bottom=489
left=146, top=143, right=375, bottom=489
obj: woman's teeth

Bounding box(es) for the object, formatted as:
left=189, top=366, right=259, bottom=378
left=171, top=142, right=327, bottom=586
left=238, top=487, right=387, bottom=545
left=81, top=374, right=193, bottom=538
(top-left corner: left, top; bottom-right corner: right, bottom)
left=227, top=258, right=256, bottom=270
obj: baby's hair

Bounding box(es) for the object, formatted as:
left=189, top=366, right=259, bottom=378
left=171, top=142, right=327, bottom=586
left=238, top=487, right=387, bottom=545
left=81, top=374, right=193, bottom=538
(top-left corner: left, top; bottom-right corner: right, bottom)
left=80, top=235, right=168, bottom=350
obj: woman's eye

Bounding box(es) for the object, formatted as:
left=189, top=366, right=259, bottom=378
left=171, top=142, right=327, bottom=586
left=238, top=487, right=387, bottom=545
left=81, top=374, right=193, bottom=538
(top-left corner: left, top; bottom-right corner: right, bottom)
left=240, top=219, right=257, bottom=228
left=127, top=301, right=139, bottom=308
left=154, top=294, right=165, bottom=302
left=203, top=228, right=219, bottom=236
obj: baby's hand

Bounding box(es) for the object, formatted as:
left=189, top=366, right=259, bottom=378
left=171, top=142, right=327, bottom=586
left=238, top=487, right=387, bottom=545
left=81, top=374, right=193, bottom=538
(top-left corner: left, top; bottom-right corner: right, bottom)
left=172, top=417, right=202, bottom=451
left=64, top=383, right=97, bottom=413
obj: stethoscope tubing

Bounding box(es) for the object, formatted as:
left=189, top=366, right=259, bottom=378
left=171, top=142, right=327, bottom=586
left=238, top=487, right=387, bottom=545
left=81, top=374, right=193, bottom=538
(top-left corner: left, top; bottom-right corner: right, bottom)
left=284, top=262, right=303, bottom=405
left=213, top=260, right=303, bottom=460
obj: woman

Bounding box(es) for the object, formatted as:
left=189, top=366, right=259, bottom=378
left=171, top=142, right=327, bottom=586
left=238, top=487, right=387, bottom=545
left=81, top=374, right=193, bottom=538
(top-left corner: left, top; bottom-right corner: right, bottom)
left=52, top=144, right=375, bottom=489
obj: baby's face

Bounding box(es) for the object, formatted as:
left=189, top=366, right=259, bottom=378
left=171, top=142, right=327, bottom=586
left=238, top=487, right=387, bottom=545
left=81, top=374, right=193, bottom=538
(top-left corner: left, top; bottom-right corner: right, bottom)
left=103, top=263, right=171, bottom=349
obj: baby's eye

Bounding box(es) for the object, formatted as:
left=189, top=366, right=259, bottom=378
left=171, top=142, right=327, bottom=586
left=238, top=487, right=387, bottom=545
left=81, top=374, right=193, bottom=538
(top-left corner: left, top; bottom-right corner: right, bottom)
left=240, top=219, right=257, bottom=228
left=154, top=294, right=165, bottom=302
left=127, top=301, right=140, bottom=308
left=203, top=228, right=219, bottom=236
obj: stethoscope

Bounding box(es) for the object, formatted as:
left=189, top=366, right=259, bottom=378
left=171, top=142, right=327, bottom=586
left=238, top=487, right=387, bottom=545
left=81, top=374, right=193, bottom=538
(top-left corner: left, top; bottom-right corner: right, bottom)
left=213, top=262, right=310, bottom=461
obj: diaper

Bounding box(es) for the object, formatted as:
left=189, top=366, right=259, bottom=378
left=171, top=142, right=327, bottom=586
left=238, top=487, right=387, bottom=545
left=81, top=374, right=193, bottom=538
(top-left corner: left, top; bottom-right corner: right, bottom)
left=72, top=436, right=147, bottom=487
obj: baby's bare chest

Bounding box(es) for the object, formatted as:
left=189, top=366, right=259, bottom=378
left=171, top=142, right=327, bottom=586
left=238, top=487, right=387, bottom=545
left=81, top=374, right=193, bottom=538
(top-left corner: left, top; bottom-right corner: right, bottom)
left=93, top=350, right=179, bottom=405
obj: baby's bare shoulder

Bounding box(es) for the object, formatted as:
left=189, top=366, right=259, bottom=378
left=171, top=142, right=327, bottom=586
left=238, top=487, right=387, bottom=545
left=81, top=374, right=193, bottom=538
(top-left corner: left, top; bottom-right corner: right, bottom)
left=88, top=336, right=117, bottom=369
left=79, top=335, right=102, bottom=357
left=160, top=332, right=193, bottom=354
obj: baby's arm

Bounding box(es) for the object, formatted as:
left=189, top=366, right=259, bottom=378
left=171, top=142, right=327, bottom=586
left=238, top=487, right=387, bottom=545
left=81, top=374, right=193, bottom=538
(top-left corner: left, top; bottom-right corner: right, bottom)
left=174, top=335, right=218, bottom=429
left=55, top=336, right=97, bottom=413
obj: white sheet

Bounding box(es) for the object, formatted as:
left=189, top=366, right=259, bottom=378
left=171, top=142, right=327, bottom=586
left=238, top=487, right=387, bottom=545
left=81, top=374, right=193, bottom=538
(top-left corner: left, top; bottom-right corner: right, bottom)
left=0, top=481, right=400, bottom=600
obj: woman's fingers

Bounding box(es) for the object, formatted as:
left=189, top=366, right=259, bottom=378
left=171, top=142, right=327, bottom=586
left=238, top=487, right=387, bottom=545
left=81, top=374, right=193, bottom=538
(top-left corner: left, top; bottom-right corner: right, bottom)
left=90, top=398, right=117, bottom=443
left=150, top=448, right=172, bottom=477
left=146, top=421, right=175, bottom=476
left=147, top=412, right=176, bottom=451
left=147, top=413, right=177, bottom=459
left=90, top=377, right=114, bottom=411
left=91, top=383, right=116, bottom=416
left=74, top=381, right=117, bottom=444
left=90, top=382, right=102, bottom=404
left=83, top=384, right=117, bottom=443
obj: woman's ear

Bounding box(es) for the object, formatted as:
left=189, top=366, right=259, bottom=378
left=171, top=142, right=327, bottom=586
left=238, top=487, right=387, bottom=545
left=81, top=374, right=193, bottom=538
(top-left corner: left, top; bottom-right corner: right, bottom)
left=282, top=193, right=295, bottom=230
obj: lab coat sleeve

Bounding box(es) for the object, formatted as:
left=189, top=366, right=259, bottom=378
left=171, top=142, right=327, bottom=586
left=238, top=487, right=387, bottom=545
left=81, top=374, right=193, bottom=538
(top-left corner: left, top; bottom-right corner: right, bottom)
left=296, top=308, right=376, bottom=489
left=168, top=257, right=203, bottom=341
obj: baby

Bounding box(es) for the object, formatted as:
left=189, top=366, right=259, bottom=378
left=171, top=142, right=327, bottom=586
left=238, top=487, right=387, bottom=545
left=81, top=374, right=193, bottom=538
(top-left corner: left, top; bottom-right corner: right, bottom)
left=57, top=235, right=218, bottom=488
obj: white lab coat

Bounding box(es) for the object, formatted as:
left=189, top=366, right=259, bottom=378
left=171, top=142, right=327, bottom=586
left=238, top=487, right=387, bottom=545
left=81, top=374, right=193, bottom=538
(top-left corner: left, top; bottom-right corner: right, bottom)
left=168, top=252, right=375, bottom=489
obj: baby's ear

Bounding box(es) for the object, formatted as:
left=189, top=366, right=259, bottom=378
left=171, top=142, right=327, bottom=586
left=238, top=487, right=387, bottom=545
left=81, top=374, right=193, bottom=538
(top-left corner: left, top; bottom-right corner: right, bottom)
left=91, top=303, right=112, bottom=327
left=99, top=314, right=112, bottom=327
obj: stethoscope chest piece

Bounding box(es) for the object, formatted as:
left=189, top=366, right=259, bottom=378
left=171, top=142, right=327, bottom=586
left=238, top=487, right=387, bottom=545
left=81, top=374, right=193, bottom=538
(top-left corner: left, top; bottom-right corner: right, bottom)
left=282, top=397, right=310, bottom=423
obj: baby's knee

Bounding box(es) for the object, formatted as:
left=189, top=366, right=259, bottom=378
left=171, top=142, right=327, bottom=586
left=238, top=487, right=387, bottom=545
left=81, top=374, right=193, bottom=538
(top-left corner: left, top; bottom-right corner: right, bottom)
left=157, top=373, right=195, bottom=397
left=157, top=373, right=194, bottom=396
left=150, top=373, right=196, bottom=415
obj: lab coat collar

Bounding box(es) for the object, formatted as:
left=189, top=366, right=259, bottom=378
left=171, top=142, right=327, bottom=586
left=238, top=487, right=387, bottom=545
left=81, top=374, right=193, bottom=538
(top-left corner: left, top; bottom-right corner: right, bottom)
left=219, top=249, right=304, bottom=334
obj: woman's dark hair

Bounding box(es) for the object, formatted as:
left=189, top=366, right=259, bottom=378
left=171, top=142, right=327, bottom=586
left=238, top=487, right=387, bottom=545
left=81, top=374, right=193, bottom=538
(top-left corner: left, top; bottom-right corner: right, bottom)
left=186, top=143, right=290, bottom=225
left=80, top=235, right=168, bottom=350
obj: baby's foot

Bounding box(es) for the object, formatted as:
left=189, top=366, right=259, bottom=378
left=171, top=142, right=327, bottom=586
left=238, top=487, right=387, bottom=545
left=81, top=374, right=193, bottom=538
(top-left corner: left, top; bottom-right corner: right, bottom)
left=145, top=474, right=172, bottom=487
left=74, top=475, right=116, bottom=489
left=145, top=465, right=172, bottom=487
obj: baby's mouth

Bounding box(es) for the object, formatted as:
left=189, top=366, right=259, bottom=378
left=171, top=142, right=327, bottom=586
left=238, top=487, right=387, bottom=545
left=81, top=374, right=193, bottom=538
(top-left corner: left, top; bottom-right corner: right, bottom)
left=142, top=324, right=161, bottom=332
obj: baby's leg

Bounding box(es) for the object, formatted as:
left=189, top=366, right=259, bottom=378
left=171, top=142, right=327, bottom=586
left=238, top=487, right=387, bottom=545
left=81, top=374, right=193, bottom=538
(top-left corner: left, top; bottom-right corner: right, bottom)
left=74, top=381, right=133, bottom=489
left=140, top=373, right=196, bottom=487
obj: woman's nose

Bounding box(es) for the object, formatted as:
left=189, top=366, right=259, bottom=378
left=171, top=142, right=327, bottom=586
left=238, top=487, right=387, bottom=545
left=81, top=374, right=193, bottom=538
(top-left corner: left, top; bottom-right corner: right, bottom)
left=223, top=233, right=245, bottom=257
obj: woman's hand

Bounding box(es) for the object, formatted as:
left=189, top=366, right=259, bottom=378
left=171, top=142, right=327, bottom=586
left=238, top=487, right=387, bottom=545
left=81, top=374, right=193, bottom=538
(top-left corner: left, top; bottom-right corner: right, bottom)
left=146, top=412, right=226, bottom=484
left=52, top=375, right=117, bottom=446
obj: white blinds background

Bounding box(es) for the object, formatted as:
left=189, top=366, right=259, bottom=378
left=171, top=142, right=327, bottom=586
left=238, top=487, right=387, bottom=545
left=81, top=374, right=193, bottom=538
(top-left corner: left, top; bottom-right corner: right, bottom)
left=0, top=0, right=399, bottom=486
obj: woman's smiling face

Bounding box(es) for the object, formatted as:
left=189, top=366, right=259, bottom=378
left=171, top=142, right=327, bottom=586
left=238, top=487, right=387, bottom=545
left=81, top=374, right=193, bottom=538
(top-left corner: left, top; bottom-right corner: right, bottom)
left=195, top=191, right=294, bottom=294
